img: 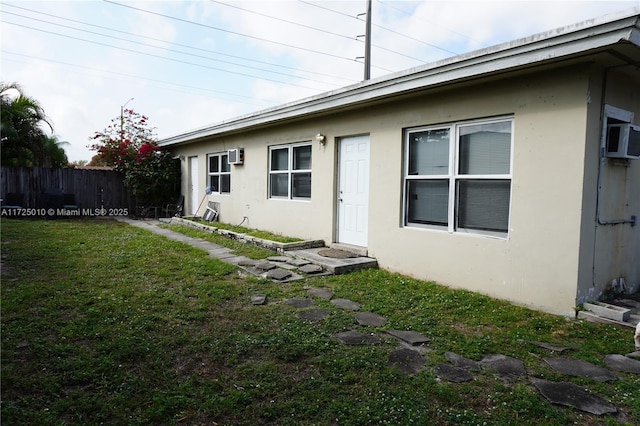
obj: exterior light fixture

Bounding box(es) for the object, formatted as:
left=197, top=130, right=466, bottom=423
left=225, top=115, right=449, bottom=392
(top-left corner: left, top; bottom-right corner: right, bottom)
left=316, top=133, right=326, bottom=145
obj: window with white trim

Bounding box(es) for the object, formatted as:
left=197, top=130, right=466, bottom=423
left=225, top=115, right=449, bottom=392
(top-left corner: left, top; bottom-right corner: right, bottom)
left=208, top=153, right=231, bottom=194
left=269, top=143, right=311, bottom=199
left=404, top=117, right=513, bottom=236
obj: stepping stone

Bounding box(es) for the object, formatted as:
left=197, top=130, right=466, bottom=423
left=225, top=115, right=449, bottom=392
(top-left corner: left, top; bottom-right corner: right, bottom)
left=307, top=287, right=333, bottom=299
left=299, top=264, right=324, bottom=274
left=480, top=354, right=527, bottom=378
left=531, top=378, right=617, bottom=415
left=297, top=309, right=331, bottom=323
left=333, top=330, right=380, bottom=345
left=389, top=348, right=425, bottom=375
left=255, top=262, right=276, bottom=271
left=288, top=258, right=310, bottom=267
left=544, top=357, right=617, bottom=382
left=238, top=259, right=257, bottom=267
left=435, top=363, right=474, bottom=383
left=627, top=351, right=640, bottom=360
left=386, top=330, right=430, bottom=346
left=445, top=352, right=481, bottom=371
left=331, top=298, right=360, bottom=311
left=267, top=256, right=291, bottom=263
left=519, top=340, right=571, bottom=353
left=355, top=312, right=387, bottom=327
left=266, top=269, right=292, bottom=281
left=604, top=354, right=640, bottom=374
left=285, top=298, right=314, bottom=308
left=251, top=294, right=267, bottom=305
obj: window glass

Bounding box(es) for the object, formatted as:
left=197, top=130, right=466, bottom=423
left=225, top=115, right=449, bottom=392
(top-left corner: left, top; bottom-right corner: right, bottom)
left=406, top=180, right=448, bottom=226
left=209, top=156, right=219, bottom=173
left=271, top=148, right=289, bottom=171
left=221, top=154, right=230, bottom=173
left=404, top=118, right=512, bottom=236
left=457, top=180, right=510, bottom=232
left=209, top=175, right=219, bottom=192
left=293, top=145, right=312, bottom=170
left=220, top=174, right=230, bottom=193
left=459, top=122, right=511, bottom=175
left=292, top=173, right=311, bottom=198
left=408, top=129, right=449, bottom=175
left=270, top=173, right=289, bottom=197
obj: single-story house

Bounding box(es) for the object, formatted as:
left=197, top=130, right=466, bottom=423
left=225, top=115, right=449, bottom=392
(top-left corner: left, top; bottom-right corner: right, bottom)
left=159, top=9, right=640, bottom=316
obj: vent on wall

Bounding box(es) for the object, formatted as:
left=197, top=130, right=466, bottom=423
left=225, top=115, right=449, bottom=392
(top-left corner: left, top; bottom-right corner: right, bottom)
left=228, top=148, right=244, bottom=165
left=606, top=123, right=640, bottom=159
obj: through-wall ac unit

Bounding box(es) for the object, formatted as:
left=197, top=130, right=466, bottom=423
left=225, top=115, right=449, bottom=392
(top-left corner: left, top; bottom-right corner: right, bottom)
left=228, top=148, right=244, bottom=165
left=606, top=123, right=640, bottom=159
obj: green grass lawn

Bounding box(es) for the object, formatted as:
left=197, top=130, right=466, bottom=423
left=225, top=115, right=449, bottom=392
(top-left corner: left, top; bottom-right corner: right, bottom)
left=1, top=218, right=638, bottom=425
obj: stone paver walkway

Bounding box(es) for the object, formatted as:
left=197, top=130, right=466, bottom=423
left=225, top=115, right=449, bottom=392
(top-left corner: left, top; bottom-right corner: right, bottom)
left=119, top=217, right=640, bottom=418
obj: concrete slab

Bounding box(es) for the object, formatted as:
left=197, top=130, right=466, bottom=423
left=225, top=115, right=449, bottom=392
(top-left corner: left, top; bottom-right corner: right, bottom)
left=298, top=264, right=324, bottom=274
left=480, top=354, right=527, bottom=378
left=307, top=287, right=333, bottom=300
left=355, top=312, right=387, bottom=327
left=386, top=330, right=430, bottom=346
left=238, top=259, right=258, bottom=267
left=603, top=354, right=640, bottom=374
left=266, top=268, right=293, bottom=281
left=333, top=330, right=380, bottom=345
left=435, top=363, right=474, bottom=383
left=251, top=294, right=267, bottom=305
left=255, top=262, right=277, bottom=271
left=544, top=357, right=617, bottom=382
left=297, top=309, right=331, bottom=323
left=285, top=298, right=314, bottom=308
left=528, top=341, right=572, bottom=353
left=287, top=258, right=310, bottom=267
left=445, top=352, right=482, bottom=371
left=267, top=256, right=291, bottom=263
left=331, top=298, right=360, bottom=311
left=287, top=247, right=377, bottom=275
left=389, top=348, right=425, bottom=375
left=531, top=378, right=617, bottom=415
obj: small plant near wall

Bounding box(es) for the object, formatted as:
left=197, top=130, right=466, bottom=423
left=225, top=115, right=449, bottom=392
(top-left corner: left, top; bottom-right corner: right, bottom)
left=90, top=109, right=180, bottom=206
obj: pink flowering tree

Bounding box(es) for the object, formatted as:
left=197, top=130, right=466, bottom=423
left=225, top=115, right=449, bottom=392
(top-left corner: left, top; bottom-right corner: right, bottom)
left=90, top=109, right=180, bottom=206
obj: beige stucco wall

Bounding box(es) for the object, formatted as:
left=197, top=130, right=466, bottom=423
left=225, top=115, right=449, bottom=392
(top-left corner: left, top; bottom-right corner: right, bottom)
left=577, top=65, right=640, bottom=304
left=171, top=65, right=598, bottom=316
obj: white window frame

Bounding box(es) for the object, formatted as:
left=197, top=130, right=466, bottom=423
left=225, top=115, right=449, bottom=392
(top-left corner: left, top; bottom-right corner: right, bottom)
left=403, top=116, right=514, bottom=238
left=207, top=152, right=231, bottom=194
left=268, top=142, right=312, bottom=200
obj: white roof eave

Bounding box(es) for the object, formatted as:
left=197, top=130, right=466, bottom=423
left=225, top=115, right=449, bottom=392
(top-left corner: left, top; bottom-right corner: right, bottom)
left=159, top=9, right=639, bottom=147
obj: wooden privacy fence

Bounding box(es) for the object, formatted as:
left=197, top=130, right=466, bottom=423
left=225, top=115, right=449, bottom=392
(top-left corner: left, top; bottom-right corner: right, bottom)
left=1, top=167, right=130, bottom=212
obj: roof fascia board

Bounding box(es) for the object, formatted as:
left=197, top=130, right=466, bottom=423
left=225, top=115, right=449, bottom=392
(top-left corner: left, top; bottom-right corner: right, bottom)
left=160, top=10, right=639, bottom=147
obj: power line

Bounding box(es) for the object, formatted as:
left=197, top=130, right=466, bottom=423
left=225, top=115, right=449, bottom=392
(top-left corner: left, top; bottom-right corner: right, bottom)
left=1, top=50, right=278, bottom=106
left=209, top=0, right=357, bottom=42
left=1, top=10, right=348, bottom=87
left=376, top=0, right=478, bottom=47
left=1, top=3, right=357, bottom=84
left=1, top=20, right=332, bottom=92
left=102, top=0, right=363, bottom=66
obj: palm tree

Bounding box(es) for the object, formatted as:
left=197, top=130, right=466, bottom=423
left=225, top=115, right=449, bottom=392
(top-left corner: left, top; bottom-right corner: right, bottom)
left=1, top=82, right=58, bottom=167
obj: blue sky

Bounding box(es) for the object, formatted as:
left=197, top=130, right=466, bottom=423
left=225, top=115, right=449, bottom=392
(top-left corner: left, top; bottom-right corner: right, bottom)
left=1, top=0, right=638, bottom=162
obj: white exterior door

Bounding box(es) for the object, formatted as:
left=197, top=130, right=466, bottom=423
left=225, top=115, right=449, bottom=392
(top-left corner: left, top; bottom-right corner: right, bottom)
left=338, top=135, right=370, bottom=247
left=189, top=156, right=199, bottom=216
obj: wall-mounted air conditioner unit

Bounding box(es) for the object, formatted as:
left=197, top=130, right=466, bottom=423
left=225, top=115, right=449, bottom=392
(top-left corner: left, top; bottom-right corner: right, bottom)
left=606, top=123, right=640, bottom=159
left=228, top=148, right=244, bottom=165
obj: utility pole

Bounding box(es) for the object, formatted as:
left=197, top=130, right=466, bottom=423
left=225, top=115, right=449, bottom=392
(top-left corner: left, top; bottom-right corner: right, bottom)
left=364, top=0, right=372, bottom=80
